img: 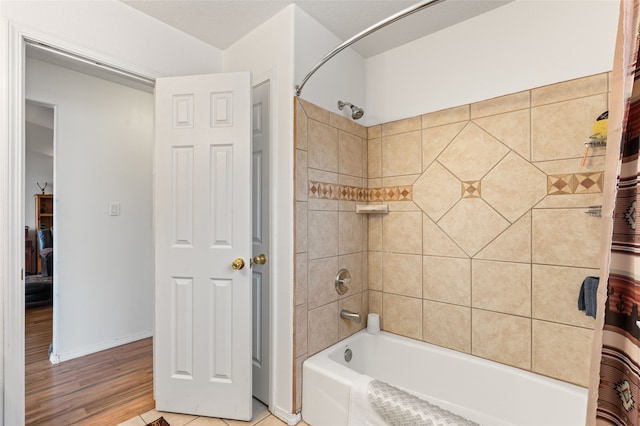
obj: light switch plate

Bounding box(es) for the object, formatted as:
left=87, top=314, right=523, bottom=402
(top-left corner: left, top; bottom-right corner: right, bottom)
left=109, top=202, right=120, bottom=216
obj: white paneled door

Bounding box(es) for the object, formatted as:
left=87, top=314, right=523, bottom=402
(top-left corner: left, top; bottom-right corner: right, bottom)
left=154, top=72, right=252, bottom=420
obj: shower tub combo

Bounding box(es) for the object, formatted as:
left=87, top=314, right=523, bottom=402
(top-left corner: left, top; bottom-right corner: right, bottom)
left=302, top=329, right=587, bottom=425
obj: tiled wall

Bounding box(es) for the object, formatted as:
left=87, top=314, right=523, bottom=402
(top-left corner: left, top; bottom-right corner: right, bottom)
left=294, top=72, right=607, bottom=411
left=367, top=73, right=606, bottom=388
left=294, top=99, right=369, bottom=412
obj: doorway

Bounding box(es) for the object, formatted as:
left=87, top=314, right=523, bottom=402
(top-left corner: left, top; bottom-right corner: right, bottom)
left=18, top=37, right=274, bottom=421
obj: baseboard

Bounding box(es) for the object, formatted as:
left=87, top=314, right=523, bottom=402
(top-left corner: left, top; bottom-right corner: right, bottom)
left=272, top=406, right=301, bottom=425
left=53, top=329, right=152, bottom=363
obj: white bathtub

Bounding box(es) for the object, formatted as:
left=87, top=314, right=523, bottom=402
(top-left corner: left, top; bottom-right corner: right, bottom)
left=302, top=330, right=587, bottom=426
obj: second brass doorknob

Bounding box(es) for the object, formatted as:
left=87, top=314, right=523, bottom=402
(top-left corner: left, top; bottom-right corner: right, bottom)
left=253, top=253, right=267, bottom=265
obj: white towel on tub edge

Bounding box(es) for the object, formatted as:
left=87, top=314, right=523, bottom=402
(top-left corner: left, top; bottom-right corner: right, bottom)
left=348, top=374, right=387, bottom=426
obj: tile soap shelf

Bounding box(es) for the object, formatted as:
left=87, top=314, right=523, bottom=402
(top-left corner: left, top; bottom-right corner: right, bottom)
left=356, top=204, right=388, bottom=214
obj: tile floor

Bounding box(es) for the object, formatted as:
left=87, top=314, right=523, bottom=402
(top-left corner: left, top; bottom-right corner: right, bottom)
left=117, top=398, right=310, bottom=426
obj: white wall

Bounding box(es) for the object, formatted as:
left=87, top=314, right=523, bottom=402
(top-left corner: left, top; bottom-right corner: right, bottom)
left=365, top=0, right=620, bottom=124
left=293, top=7, right=366, bottom=119
left=223, top=6, right=296, bottom=421
left=26, top=57, right=154, bottom=360
left=1, top=0, right=223, bottom=77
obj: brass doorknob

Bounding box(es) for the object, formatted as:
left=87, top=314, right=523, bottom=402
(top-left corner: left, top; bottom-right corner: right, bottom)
left=232, top=258, right=245, bottom=270
left=253, top=253, right=267, bottom=265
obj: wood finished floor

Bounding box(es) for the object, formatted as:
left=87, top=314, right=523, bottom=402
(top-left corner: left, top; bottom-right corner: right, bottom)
left=25, top=306, right=155, bottom=425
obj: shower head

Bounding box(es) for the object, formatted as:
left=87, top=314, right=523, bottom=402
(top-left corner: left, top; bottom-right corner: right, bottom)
left=338, top=100, right=364, bottom=120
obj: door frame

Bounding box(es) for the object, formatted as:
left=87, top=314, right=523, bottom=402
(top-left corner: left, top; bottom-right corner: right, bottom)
left=2, top=22, right=282, bottom=424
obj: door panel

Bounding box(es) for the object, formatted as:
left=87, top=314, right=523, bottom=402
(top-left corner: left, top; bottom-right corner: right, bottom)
left=155, top=72, right=252, bottom=420
left=251, top=80, right=270, bottom=404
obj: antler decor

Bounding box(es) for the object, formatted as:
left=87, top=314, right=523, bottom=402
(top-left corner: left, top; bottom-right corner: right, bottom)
left=37, top=182, right=47, bottom=194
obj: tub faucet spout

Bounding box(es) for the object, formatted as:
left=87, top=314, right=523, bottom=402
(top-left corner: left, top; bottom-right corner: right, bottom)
left=340, top=309, right=361, bottom=323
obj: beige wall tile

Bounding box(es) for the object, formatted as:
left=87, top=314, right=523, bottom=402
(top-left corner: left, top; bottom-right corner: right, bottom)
left=535, top=193, right=604, bottom=209
left=472, top=260, right=531, bottom=316
left=339, top=293, right=364, bottom=339
left=534, top=155, right=605, bottom=175
left=382, top=253, right=422, bottom=298
left=422, top=122, right=466, bottom=171
left=423, top=300, right=471, bottom=353
left=381, top=131, right=422, bottom=176
left=532, top=264, right=598, bottom=328
left=296, top=253, right=308, bottom=306
left=369, top=290, right=382, bottom=317
left=531, top=73, right=608, bottom=107
left=475, top=212, right=531, bottom=263
left=412, top=162, right=461, bottom=221
left=422, top=105, right=470, bottom=128
left=470, top=91, right=530, bottom=118
left=296, top=202, right=307, bottom=254
left=330, top=112, right=367, bottom=139
left=307, top=256, right=339, bottom=309
left=299, top=98, right=329, bottom=124
left=308, top=119, right=339, bottom=172
left=339, top=131, right=364, bottom=177
left=438, top=198, right=509, bottom=257
left=532, top=209, right=600, bottom=268
left=295, top=304, right=308, bottom=357
left=423, top=256, right=471, bottom=306
left=368, top=215, right=383, bottom=251
left=307, top=211, right=338, bottom=259
left=472, top=309, right=531, bottom=370
left=438, top=122, right=509, bottom=181
left=295, top=355, right=306, bottom=413
left=340, top=252, right=364, bottom=296
left=296, top=149, right=308, bottom=202
left=422, top=214, right=467, bottom=258
left=531, top=94, right=608, bottom=162
left=368, top=138, right=382, bottom=179
left=382, top=211, right=422, bottom=254
left=368, top=125, right=381, bottom=139
left=473, top=109, right=531, bottom=161
left=362, top=290, right=370, bottom=319
left=307, top=302, right=339, bottom=355
left=368, top=251, right=382, bottom=291
left=382, top=293, right=422, bottom=339
left=339, top=211, right=364, bottom=255
left=295, top=99, right=308, bottom=151
left=532, top=320, right=593, bottom=387
left=482, top=152, right=547, bottom=223
left=381, top=116, right=421, bottom=136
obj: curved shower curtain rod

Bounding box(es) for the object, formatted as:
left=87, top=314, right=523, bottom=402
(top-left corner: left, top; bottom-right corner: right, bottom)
left=294, top=0, right=446, bottom=97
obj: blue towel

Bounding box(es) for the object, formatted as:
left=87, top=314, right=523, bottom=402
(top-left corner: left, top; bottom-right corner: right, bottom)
left=578, top=276, right=599, bottom=318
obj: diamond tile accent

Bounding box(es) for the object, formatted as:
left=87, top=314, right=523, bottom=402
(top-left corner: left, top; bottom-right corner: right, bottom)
left=462, top=181, right=481, bottom=198
left=308, top=181, right=412, bottom=202
left=575, top=172, right=603, bottom=194
left=547, top=174, right=576, bottom=195
left=546, top=172, right=603, bottom=195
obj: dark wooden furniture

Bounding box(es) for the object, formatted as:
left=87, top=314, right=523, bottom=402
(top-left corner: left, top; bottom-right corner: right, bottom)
left=34, top=194, right=53, bottom=274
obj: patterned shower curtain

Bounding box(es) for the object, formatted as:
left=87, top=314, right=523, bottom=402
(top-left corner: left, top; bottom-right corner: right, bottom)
left=589, top=1, right=640, bottom=424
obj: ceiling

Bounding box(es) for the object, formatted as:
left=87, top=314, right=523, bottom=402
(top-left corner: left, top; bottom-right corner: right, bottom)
left=121, top=0, right=513, bottom=59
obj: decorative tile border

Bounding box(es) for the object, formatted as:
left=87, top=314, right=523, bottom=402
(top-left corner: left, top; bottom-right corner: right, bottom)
left=548, top=172, right=603, bottom=195
left=308, top=181, right=412, bottom=202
